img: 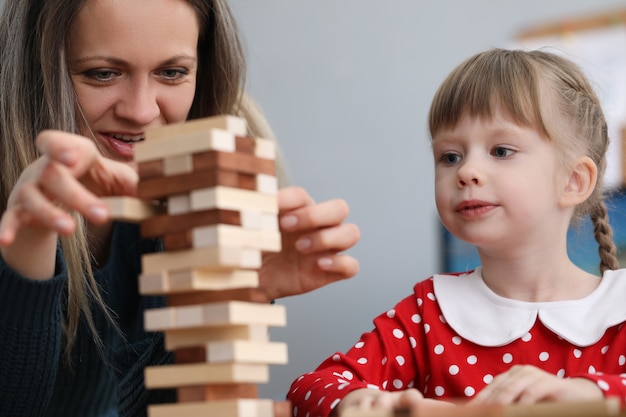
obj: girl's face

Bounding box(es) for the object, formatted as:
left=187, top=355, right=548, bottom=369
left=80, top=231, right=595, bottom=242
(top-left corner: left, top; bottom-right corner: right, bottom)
left=67, top=0, right=200, bottom=161
left=432, top=109, right=572, bottom=256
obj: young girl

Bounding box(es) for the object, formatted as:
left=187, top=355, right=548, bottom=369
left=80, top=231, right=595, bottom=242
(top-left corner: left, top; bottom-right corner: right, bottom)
left=0, top=0, right=360, bottom=415
left=287, top=48, right=626, bottom=417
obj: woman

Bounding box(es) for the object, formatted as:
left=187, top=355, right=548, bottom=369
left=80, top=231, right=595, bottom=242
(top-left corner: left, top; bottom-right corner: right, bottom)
left=0, top=0, right=360, bottom=415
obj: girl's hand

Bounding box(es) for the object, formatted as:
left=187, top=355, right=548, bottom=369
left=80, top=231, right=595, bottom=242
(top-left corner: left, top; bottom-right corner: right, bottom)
left=259, top=186, right=360, bottom=301
left=336, top=388, right=453, bottom=416
left=470, top=365, right=603, bottom=405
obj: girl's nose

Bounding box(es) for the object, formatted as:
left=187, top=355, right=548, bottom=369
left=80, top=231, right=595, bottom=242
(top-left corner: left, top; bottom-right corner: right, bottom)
left=456, top=158, right=484, bottom=188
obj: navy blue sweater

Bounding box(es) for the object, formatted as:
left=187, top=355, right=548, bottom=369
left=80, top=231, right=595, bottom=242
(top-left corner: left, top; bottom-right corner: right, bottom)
left=0, top=222, right=175, bottom=416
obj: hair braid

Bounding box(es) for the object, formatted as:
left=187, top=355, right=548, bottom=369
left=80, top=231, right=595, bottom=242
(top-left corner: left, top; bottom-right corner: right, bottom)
left=590, top=201, right=619, bottom=273
left=546, top=55, right=618, bottom=273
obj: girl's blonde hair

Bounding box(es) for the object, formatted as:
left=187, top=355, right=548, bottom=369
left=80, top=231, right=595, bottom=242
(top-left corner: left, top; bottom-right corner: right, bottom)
left=0, top=0, right=280, bottom=359
left=428, top=48, right=618, bottom=273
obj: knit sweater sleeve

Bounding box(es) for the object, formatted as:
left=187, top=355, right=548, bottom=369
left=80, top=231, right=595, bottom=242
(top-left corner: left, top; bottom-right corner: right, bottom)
left=0, top=248, right=66, bottom=416
left=116, top=332, right=175, bottom=417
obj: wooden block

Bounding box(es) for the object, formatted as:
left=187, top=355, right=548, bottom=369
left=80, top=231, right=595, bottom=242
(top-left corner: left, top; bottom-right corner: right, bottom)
left=167, top=194, right=191, bottom=215
left=135, top=128, right=235, bottom=163
left=235, top=136, right=276, bottom=160
left=144, top=301, right=286, bottom=331
left=167, top=288, right=267, bottom=306
left=139, top=271, right=169, bottom=295
left=147, top=398, right=274, bottom=417
left=164, top=153, right=193, bottom=176
left=174, top=345, right=210, bottom=363
left=273, top=401, right=291, bottom=417
left=256, top=173, right=278, bottom=195
left=177, top=383, right=258, bottom=402
left=191, top=225, right=281, bottom=252
left=137, top=169, right=261, bottom=200
left=240, top=210, right=279, bottom=231
left=141, top=246, right=261, bottom=275
left=160, top=232, right=191, bottom=251
left=138, top=159, right=164, bottom=179
left=191, top=150, right=275, bottom=176
left=139, top=269, right=259, bottom=295
left=340, top=400, right=621, bottom=417
left=144, top=363, right=269, bottom=388
left=340, top=409, right=411, bottom=417
left=102, top=196, right=164, bottom=221
left=235, top=136, right=256, bottom=154
left=190, top=186, right=278, bottom=214
left=140, top=208, right=277, bottom=238
left=505, top=399, right=620, bottom=417
left=142, top=307, right=176, bottom=330
left=145, top=115, right=248, bottom=141
left=141, top=208, right=242, bottom=238
left=162, top=224, right=281, bottom=252
left=138, top=142, right=276, bottom=181
left=168, top=270, right=259, bottom=293
left=174, top=340, right=288, bottom=365
left=164, top=325, right=269, bottom=351
left=252, top=137, right=276, bottom=160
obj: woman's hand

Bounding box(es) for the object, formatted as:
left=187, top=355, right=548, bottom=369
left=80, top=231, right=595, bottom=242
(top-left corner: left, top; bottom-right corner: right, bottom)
left=0, top=130, right=137, bottom=278
left=258, top=186, right=360, bottom=301
left=470, top=365, right=603, bottom=405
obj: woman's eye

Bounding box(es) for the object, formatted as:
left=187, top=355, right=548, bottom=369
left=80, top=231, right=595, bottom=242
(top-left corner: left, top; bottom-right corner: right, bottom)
left=492, top=146, right=514, bottom=158
left=159, top=68, right=188, bottom=80
left=85, top=70, right=118, bottom=82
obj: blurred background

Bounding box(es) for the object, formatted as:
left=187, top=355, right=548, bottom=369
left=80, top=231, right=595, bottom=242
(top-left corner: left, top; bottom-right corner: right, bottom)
left=229, top=0, right=626, bottom=400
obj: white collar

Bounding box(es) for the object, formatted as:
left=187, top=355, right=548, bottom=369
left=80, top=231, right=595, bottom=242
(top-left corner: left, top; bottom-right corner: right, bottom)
left=433, top=267, right=626, bottom=347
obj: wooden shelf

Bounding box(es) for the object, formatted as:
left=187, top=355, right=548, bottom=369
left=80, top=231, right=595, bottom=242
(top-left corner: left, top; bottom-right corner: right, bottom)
left=517, top=7, right=626, bottom=39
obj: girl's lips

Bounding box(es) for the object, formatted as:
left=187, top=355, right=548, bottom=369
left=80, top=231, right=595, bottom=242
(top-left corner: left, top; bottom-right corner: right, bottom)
left=455, top=200, right=497, bottom=217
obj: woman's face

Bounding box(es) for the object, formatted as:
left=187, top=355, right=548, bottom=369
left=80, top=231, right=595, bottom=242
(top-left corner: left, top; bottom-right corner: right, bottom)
left=67, top=0, right=200, bottom=161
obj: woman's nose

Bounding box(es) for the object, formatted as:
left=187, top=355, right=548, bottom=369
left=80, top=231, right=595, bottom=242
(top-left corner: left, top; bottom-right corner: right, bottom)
left=115, top=80, right=160, bottom=125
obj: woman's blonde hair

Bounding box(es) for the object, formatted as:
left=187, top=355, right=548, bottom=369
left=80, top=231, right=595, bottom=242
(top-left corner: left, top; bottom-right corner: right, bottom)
left=428, top=48, right=618, bottom=273
left=0, top=0, right=279, bottom=359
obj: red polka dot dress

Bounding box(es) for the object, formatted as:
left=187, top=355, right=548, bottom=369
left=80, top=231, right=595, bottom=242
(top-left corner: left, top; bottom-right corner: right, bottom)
left=287, top=268, right=626, bottom=417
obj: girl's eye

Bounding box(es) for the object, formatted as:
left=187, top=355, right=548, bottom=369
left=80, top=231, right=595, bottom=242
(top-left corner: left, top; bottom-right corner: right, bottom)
left=492, top=146, right=514, bottom=158
left=440, top=152, right=461, bottom=165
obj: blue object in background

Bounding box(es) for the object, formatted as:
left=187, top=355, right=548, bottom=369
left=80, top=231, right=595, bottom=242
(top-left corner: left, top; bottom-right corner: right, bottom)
left=441, top=189, right=626, bottom=274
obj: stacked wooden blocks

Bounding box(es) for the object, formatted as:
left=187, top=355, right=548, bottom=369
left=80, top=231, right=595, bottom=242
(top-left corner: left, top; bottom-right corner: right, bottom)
left=105, top=115, right=289, bottom=417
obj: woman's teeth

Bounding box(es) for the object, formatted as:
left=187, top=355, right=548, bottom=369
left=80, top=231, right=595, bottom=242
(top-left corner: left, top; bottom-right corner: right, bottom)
left=112, top=134, right=144, bottom=143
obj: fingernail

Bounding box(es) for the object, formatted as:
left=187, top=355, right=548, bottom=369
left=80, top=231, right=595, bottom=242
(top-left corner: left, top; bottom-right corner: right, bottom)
left=318, top=257, right=333, bottom=268
left=55, top=217, right=73, bottom=232
left=280, top=215, right=298, bottom=229
left=58, top=151, right=76, bottom=165
left=90, top=205, right=108, bottom=221
left=295, top=238, right=311, bottom=251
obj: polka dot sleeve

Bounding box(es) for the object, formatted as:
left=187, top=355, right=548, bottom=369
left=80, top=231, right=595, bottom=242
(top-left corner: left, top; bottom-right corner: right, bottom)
left=287, top=283, right=429, bottom=417
left=570, top=373, right=626, bottom=408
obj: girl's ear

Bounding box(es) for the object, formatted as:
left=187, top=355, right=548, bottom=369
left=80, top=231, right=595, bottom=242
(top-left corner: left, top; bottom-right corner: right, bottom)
left=559, top=156, right=597, bottom=208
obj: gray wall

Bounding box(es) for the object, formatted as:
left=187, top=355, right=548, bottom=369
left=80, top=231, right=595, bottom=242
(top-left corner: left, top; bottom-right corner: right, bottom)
left=229, top=0, right=626, bottom=401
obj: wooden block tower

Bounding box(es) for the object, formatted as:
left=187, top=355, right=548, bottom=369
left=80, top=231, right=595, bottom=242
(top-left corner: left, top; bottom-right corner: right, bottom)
left=106, top=115, right=290, bottom=417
